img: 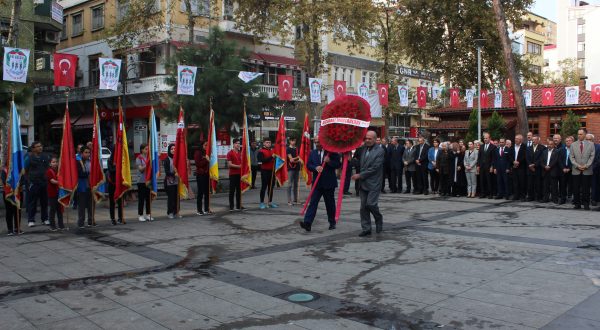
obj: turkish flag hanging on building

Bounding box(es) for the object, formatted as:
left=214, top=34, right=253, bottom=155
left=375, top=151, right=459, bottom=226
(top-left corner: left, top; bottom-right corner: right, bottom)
left=509, top=90, right=515, bottom=107
left=449, top=88, right=459, bottom=107
left=377, top=83, right=389, bottom=106
left=334, top=80, right=346, bottom=99
left=542, top=88, right=555, bottom=106
left=53, top=53, right=78, bottom=87
left=591, top=84, right=600, bottom=103
left=417, top=87, right=427, bottom=108
left=480, top=89, right=488, bottom=108
left=278, top=75, right=293, bottom=101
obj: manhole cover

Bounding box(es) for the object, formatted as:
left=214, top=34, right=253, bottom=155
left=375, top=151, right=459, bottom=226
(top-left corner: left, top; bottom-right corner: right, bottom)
left=287, top=292, right=316, bottom=302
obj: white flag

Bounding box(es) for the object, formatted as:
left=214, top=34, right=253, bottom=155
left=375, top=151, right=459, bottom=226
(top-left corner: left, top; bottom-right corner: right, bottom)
left=466, top=89, right=474, bottom=108
left=238, top=71, right=263, bottom=83
left=308, top=78, right=322, bottom=103
left=398, top=85, right=409, bottom=107
left=432, top=86, right=441, bottom=100
left=3, top=47, right=30, bottom=83
left=494, top=90, right=502, bottom=108
left=523, top=89, right=532, bottom=107
left=98, top=58, right=122, bottom=91
left=358, top=82, right=369, bottom=100
left=565, top=86, right=579, bottom=105
left=177, top=65, right=197, bottom=95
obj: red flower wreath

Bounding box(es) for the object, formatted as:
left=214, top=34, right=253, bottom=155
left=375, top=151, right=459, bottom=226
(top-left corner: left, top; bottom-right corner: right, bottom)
left=318, top=95, right=371, bottom=153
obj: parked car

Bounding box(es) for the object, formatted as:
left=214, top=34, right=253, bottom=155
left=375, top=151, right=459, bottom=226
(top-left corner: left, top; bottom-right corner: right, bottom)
left=101, top=147, right=111, bottom=169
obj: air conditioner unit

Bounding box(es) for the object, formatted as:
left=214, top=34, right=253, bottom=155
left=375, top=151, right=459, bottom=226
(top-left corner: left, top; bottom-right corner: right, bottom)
left=45, top=31, right=59, bottom=44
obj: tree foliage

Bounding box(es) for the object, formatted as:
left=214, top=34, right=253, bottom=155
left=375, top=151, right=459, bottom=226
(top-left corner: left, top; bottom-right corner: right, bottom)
left=466, top=108, right=479, bottom=142
left=161, top=27, right=273, bottom=133
left=544, top=58, right=581, bottom=86
left=106, top=0, right=164, bottom=49
left=487, top=110, right=506, bottom=140
left=397, top=0, right=539, bottom=88
left=234, top=0, right=376, bottom=78
left=560, top=110, right=581, bottom=138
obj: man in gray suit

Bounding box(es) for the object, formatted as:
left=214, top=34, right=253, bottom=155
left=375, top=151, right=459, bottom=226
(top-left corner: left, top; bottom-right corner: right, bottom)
left=403, top=140, right=417, bottom=193
left=352, top=131, right=385, bottom=236
left=570, top=129, right=595, bottom=210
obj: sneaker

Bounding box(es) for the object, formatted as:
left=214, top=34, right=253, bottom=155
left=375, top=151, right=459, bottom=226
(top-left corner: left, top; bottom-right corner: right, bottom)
left=49, top=227, right=57, bottom=232
left=138, top=216, right=147, bottom=222
left=78, top=226, right=85, bottom=229
left=43, top=220, right=50, bottom=225
left=7, top=232, right=14, bottom=236
left=145, top=215, right=154, bottom=221
left=288, top=202, right=292, bottom=206
left=176, top=214, right=183, bottom=219
left=229, top=209, right=235, bottom=212
left=204, top=210, right=214, bottom=215
left=168, top=214, right=175, bottom=219
left=269, top=203, right=279, bottom=208
left=111, top=220, right=117, bottom=226
left=196, top=211, right=205, bottom=216
left=28, top=222, right=35, bottom=227
left=259, top=203, right=266, bottom=209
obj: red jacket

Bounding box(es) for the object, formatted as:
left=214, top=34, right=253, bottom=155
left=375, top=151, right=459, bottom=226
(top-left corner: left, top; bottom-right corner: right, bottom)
left=258, top=148, right=274, bottom=171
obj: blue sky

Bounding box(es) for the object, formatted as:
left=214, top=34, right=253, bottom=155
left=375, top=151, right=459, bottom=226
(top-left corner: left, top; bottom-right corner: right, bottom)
left=531, top=0, right=600, bottom=21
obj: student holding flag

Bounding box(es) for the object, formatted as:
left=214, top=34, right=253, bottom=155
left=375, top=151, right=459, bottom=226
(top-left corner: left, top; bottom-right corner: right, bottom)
left=194, top=141, right=210, bottom=215
left=258, top=138, right=277, bottom=209
left=136, top=144, right=152, bottom=221
left=173, top=107, right=190, bottom=215
left=46, top=157, right=64, bottom=231
left=2, top=162, right=21, bottom=235
left=227, top=139, right=242, bottom=211
left=76, top=146, right=93, bottom=228
left=4, top=102, right=26, bottom=235
left=207, top=108, right=219, bottom=204
left=163, top=144, right=180, bottom=218
left=89, top=102, right=106, bottom=224
left=113, top=101, right=132, bottom=222
left=145, top=107, right=160, bottom=215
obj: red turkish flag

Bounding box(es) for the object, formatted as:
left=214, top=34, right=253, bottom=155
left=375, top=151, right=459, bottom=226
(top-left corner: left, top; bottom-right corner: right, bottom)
left=505, top=78, right=511, bottom=90
left=417, top=87, right=427, bottom=108
left=509, top=90, right=515, bottom=107
left=480, top=89, right=489, bottom=108
left=591, top=84, right=600, bottom=103
left=450, top=88, right=459, bottom=107
left=377, top=83, right=389, bottom=106
left=334, top=80, right=346, bottom=99
left=278, top=75, right=293, bottom=101
left=53, top=53, right=78, bottom=87
left=542, top=88, right=555, bottom=106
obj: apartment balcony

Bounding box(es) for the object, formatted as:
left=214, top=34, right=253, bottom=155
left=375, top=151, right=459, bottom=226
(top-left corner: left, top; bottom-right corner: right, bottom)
left=252, top=84, right=306, bottom=101
left=34, top=75, right=172, bottom=106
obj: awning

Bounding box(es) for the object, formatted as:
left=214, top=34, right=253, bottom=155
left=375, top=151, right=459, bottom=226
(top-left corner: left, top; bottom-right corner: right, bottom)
left=73, top=114, right=94, bottom=129
left=246, top=52, right=301, bottom=70
left=50, top=114, right=80, bottom=128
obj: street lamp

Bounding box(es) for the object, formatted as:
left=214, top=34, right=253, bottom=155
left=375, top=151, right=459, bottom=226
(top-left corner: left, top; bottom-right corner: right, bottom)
left=474, top=39, right=486, bottom=141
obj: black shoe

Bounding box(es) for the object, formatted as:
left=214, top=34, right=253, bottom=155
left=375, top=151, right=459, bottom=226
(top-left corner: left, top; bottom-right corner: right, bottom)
left=552, top=199, right=559, bottom=204
left=381, top=190, right=387, bottom=194
left=299, top=221, right=311, bottom=232
left=111, top=220, right=117, bottom=226
left=344, top=192, right=352, bottom=196
left=540, top=199, right=549, bottom=203
left=479, top=195, right=487, bottom=199
left=527, top=197, right=534, bottom=202
left=574, top=205, right=581, bottom=209
left=584, top=205, right=590, bottom=210
left=495, top=196, right=503, bottom=200
left=592, top=201, right=598, bottom=206
left=376, top=225, right=382, bottom=233
left=559, top=199, right=566, bottom=205
left=488, top=196, right=494, bottom=199
left=424, top=191, right=429, bottom=195
left=358, top=231, right=372, bottom=237
left=403, top=190, right=410, bottom=194
left=328, top=224, right=336, bottom=230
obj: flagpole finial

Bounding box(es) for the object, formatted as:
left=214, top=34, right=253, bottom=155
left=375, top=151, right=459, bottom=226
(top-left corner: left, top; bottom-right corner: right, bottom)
left=209, top=96, right=213, bottom=110
left=65, top=88, right=70, bottom=106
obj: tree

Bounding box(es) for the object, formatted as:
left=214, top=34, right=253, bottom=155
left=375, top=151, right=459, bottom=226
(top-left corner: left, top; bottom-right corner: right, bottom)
left=466, top=108, right=479, bottom=142
left=487, top=111, right=506, bottom=140
left=161, top=27, right=272, bottom=132
left=397, top=0, right=538, bottom=89
left=106, top=0, right=165, bottom=49
left=544, top=58, right=581, bottom=85
left=560, top=110, right=581, bottom=138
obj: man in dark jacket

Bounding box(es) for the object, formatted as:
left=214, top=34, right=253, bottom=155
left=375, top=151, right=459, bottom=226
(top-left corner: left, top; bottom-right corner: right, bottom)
left=25, top=141, right=50, bottom=227
left=300, top=137, right=341, bottom=231
left=509, top=134, right=528, bottom=201
left=388, top=137, right=404, bottom=193
left=539, top=139, right=560, bottom=203
left=413, top=137, right=429, bottom=195
left=526, top=135, right=545, bottom=202
left=493, top=138, right=510, bottom=200
left=478, top=132, right=497, bottom=198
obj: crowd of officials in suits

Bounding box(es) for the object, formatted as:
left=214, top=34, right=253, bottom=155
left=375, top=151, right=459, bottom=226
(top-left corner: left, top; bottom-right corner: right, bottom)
left=360, top=129, right=599, bottom=210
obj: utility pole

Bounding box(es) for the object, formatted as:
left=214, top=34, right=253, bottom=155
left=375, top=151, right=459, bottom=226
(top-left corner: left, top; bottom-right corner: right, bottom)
left=474, top=39, right=485, bottom=141
left=491, top=0, right=528, bottom=136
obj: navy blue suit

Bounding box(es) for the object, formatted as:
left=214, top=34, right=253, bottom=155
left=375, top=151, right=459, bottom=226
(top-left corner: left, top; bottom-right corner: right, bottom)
left=494, top=146, right=511, bottom=198
left=304, top=150, right=341, bottom=225
left=592, top=144, right=600, bottom=202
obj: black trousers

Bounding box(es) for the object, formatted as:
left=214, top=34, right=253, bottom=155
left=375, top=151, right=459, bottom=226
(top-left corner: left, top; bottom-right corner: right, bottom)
left=496, top=171, right=509, bottom=198
left=572, top=173, right=591, bottom=207
left=48, top=197, right=64, bottom=229
left=196, top=175, right=209, bottom=212
left=77, top=190, right=92, bottom=227
left=429, top=169, right=440, bottom=192
left=390, top=168, right=403, bottom=193
left=405, top=171, right=414, bottom=192
left=512, top=169, right=527, bottom=199
left=542, top=174, right=559, bottom=202
left=260, top=169, right=275, bottom=203
left=415, top=165, right=429, bottom=192
left=344, top=165, right=352, bottom=193
left=439, top=173, right=450, bottom=194
left=303, top=187, right=336, bottom=225
left=27, top=182, right=48, bottom=223
left=559, top=172, right=572, bottom=200
left=481, top=168, right=494, bottom=196
left=137, top=183, right=150, bottom=216
left=108, top=183, right=123, bottom=221
left=354, top=167, right=361, bottom=195
left=382, top=167, right=390, bottom=191
left=166, top=185, right=178, bottom=215
left=527, top=171, right=543, bottom=200
left=4, top=195, right=19, bottom=233
left=251, top=165, right=259, bottom=188
left=229, top=174, right=241, bottom=209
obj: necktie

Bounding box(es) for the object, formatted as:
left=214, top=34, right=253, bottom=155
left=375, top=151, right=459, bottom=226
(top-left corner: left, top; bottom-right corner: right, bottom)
left=365, top=148, right=370, bottom=158
left=418, top=145, right=423, bottom=158
left=547, top=149, right=551, bottom=166
left=485, top=144, right=488, bottom=152
left=566, top=149, right=569, bottom=165
left=500, top=147, right=503, bottom=156
left=580, top=142, right=584, bottom=153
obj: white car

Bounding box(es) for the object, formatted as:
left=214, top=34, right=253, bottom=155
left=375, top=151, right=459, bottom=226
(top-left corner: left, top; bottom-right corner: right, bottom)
left=101, top=147, right=111, bottom=169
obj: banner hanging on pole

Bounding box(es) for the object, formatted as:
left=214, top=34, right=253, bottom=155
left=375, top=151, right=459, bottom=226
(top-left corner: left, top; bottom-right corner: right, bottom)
left=99, top=58, right=122, bottom=91
left=177, top=65, right=197, bottom=95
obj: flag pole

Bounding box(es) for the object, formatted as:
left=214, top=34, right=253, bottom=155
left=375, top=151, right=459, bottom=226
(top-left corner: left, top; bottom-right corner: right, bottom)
left=207, top=97, right=212, bottom=213
left=65, top=89, right=71, bottom=230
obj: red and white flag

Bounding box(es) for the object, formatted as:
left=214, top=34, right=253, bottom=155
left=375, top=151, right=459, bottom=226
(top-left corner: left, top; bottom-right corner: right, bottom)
left=508, top=90, right=515, bottom=107
left=480, top=89, right=489, bottom=108
left=449, top=88, right=459, bottom=107
left=591, top=84, right=600, bottom=103
left=417, top=87, right=427, bottom=108
left=278, top=75, right=293, bottom=101
left=542, top=88, right=555, bottom=106
left=377, top=83, right=389, bottom=106
left=334, top=80, right=346, bottom=99
left=53, top=53, right=78, bottom=87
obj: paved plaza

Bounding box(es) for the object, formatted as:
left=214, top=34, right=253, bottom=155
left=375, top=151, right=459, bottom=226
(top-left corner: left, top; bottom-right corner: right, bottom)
left=1, top=187, right=600, bottom=329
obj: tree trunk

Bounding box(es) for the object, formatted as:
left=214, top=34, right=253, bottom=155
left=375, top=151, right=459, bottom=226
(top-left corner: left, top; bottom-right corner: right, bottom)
left=381, top=9, right=390, bottom=139
left=184, top=0, right=194, bottom=44
left=491, top=0, right=528, bottom=136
